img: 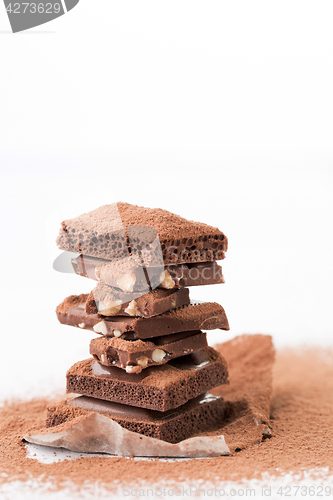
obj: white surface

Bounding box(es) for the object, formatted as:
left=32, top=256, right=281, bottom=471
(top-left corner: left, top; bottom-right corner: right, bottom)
left=1, top=2, right=333, bottom=154
left=26, top=443, right=98, bottom=463
left=0, top=1, right=333, bottom=496
left=25, top=443, right=214, bottom=463
left=1, top=466, right=332, bottom=500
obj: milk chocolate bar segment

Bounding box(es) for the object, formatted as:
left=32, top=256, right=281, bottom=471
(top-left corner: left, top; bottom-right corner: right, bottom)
left=56, top=294, right=96, bottom=331
left=164, top=262, right=224, bottom=288
left=72, top=254, right=224, bottom=290
left=89, top=330, right=208, bottom=373
left=72, top=254, right=151, bottom=293
left=86, top=284, right=190, bottom=318
left=46, top=393, right=225, bottom=444
left=56, top=294, right=230, bottom=339
left=66, top=347, right=229, bottom=411
left=91, top=301, right=230, bottom=339
left=57, top=202, right=228, bottom=265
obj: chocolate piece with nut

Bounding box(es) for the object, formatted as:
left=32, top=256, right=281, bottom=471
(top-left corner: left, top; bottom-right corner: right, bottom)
left=72, top=254, right=224, bottom=291
left=72, top=254, right=151, bottom=292
left=89, top=330, right=208, bottom=373
left=66, top=347, right=229, bottom=412
left=56, top=294, right=230, bottom=339
left=86, top=284, right=190, bottom=318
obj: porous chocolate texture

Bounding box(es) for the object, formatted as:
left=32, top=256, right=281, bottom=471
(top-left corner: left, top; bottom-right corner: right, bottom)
left=66, top=347, right=229, bottom=412
left=56, top=202, right=228, bottom=265
left=86, top=283, right=190, bottom=318
left=56, top=294, right=230, bottom=339
left=72, top=255, right=225, bottom=291
left=46, top=393, right=225, bottom=444
left=89, top=330, right=208, bottom=373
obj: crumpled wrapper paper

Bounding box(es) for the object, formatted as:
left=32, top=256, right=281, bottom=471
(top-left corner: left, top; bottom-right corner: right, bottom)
left=25, top=334, right=274, bottom=458
left=25, top=413, right=230, bottom=457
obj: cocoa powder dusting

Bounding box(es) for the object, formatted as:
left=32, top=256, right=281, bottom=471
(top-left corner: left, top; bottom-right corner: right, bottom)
left=1, top=345, right=333, bottom=493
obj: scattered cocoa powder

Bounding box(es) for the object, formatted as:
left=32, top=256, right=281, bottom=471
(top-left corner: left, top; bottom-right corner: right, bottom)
left=1, top=344, right=333, bottom=493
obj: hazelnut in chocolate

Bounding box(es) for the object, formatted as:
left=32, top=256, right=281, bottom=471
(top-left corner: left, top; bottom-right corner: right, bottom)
left=89, top=330, right=208, bottom=373
left=66, top=347, right=229, bottom=412
left=86, top=283, right=190, bottom=318
left=56, top=294, right=229, bottom=339
left=72, top=254, right=225, bottom=291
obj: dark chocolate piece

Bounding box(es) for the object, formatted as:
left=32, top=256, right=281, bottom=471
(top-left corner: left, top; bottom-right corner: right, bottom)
left=46, top=393, right=225, bottom=444
left=56, top=294, right=230, bottom=339
left=66, top=347, right=229, bottom=411
left=72, top=254, right=224, bottom=291
left=56, top=202, right=228, bottom=265
left=86, top=284, right=190, bottom=318
left=89, top=330, right=208, bottom=373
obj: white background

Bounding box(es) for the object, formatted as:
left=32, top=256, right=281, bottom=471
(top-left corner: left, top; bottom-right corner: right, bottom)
left=0, top=1, right=332, bottom=402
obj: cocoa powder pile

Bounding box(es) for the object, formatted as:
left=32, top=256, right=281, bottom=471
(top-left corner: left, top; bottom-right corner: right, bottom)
left=1, top=344, right=333, bottom=493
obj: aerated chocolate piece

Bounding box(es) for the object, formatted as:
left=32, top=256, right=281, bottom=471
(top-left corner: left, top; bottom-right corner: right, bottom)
left=56, top=294, right=230, bottom=339
left=66, top=347, right=229, bottom=411
left=46, top=393, right=225, bottom=444
left=72, top=254, right=224, bottom=291
left=89, top=330, right=208, bottom=373
left=86, top=283, right=190, bottom=318
left=57, top=202, right=228, bottom=265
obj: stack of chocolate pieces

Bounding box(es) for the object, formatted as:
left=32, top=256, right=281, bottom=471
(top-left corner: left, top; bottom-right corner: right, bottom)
left=49, top=203, right=230, bottom=445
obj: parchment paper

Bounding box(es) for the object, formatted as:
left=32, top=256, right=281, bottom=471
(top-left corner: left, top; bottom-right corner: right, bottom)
left=26, top=412, right=230, bottom=457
